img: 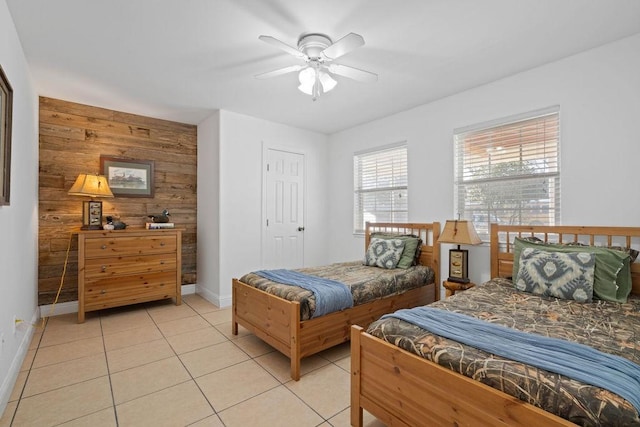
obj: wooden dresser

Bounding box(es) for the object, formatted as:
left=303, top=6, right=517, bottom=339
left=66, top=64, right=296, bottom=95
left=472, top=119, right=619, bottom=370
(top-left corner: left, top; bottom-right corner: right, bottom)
left=77, top=229, right=182, bottom=323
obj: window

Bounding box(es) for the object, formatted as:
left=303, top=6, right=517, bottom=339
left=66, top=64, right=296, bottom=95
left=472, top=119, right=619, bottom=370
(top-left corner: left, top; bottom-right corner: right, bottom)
left=454, top=107, right=560, bottom=239
left=353, top=144, right=408, bottom=233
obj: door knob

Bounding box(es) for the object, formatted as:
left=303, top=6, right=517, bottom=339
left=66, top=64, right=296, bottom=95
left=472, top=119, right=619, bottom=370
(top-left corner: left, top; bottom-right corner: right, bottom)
left=297, top=226, right=305, bottom=232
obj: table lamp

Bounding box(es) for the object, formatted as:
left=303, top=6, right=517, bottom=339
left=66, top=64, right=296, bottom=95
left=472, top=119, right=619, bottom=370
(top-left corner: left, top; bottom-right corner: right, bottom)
left=438, top=219, right=482, bottom=283
left=68, top=174, right=114, bottom=229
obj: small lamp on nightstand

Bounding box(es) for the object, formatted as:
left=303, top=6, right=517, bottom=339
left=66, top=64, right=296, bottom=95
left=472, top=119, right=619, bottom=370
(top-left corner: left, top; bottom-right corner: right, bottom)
left=68, top=174, right=114, bottom=230
left=438, top=219, right=482, bottom=283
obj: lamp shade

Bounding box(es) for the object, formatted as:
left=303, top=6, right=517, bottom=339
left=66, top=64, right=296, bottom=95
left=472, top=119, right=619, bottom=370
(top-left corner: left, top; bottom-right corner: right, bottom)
left=68, top=174, right=114, bottom=198
left=438, top=220, right=482, bottom=245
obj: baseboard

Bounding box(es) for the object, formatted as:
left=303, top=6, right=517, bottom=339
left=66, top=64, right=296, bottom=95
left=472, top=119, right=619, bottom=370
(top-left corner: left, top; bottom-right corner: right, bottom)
left=39, top=300, right=78, bottom=318
left=0, top=309, right=38, bottom=418
left=181, top=284, right=196, bottom=295
left=195, top=284, right=231, bottom=308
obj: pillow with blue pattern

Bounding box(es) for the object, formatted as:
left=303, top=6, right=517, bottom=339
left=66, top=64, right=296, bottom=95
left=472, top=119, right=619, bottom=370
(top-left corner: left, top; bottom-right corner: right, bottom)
left=515, top=248, right=596, bottom=302
left=364, top=237, right=405, bottom=269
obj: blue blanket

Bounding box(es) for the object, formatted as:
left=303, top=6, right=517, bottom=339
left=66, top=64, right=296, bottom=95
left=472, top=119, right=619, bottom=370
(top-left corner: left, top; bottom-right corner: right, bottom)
left=253, top=269, right=353, bottom=318
left=383, top=307, right=640, bottom=413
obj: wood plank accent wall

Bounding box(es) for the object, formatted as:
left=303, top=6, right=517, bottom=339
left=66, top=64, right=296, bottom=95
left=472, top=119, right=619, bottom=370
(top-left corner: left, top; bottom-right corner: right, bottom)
left=38, top=97, right=197, bottom=305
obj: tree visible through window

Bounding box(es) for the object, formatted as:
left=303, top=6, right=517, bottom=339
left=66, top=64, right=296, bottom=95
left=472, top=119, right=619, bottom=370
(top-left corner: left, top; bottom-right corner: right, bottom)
left=353, top=144, right=408, bottom=233
left=454, top=107, right=560, bottom=239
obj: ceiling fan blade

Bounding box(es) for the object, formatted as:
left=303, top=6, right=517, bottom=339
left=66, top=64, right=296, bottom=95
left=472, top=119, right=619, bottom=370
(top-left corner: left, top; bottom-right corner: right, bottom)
left=258, top=35, right=307, bottom=60
left=321, top=32, right=365, bottom=60
left=255, top=64, right=304, bottom=79
left=328, top=64, right=378, bottom=83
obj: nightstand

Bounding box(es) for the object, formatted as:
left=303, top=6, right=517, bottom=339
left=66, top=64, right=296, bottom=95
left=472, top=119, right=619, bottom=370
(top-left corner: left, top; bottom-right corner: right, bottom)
left=443, top=280, right=476, bottom=297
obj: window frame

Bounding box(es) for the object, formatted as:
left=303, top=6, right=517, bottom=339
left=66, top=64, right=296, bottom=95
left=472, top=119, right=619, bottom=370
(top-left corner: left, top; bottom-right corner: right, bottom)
left=353, top=142, right=409, bottom=234
left=453, top=106, right=561, bottom=240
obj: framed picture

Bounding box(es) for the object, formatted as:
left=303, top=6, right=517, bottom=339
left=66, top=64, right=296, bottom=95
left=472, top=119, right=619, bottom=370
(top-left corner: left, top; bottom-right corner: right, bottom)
left=100, top=156, right=155, bottom=197
left=0, top=65, right=13, bottom=206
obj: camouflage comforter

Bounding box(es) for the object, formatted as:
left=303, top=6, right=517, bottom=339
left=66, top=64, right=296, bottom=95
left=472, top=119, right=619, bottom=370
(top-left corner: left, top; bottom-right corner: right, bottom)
left=239, top=261, right=434, bottom=321
left=367, top=278, right=640, bottom=426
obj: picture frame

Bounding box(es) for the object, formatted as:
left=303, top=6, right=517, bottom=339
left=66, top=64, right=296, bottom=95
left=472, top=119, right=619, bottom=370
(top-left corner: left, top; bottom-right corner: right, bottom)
left=0, top=65, right=13, bottom=206
left=100, top=156, right=155, bottom=197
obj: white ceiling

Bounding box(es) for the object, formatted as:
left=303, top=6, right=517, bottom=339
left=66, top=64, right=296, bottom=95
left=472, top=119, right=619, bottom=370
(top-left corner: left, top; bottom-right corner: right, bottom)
left=7, top=0, right=640, bottom=134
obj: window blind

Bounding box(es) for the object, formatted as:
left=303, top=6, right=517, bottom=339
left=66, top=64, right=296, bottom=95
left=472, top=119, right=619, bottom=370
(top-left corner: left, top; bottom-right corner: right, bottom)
left=454, top=108, right=560, bottom=239
left=353, top=144, right=408, bottom=233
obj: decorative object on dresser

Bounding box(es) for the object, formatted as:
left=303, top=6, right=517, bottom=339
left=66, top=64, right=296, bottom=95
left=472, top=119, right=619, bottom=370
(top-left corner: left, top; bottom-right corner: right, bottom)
left=438, top=219, right=482, bottom=283
left=68, top=174, right=114, bottom=230
left=100, top=156, right=155, bottom=197
left=146, top=222, right=175, bottom=229
left=77, top=228, right=182, bottom=323
left=147, top=209, right=174, bottom=229
left=0, top=65, right=12, bottom=206
left=148, top=209, right=171, bottom=223
left=105, top=215, right=127, bottom=230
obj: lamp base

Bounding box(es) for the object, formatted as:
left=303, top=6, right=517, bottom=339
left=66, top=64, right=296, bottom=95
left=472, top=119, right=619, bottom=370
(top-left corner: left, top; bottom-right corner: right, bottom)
left=80, top=225, right=103, bottom=230
left=82, top=200, right=103, bottom=230
left=447, top=276, right=470, bottom=284
left=447, top=247, right=470, bottom=284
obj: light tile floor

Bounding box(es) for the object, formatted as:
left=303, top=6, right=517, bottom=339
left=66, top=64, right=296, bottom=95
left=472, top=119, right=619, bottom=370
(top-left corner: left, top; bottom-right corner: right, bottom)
left=0, top=294, right=385, bottom=427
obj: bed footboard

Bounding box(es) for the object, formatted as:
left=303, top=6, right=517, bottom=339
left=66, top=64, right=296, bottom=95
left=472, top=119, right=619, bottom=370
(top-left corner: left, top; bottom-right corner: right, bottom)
left=232, top=278, right=302, bottom=378
left=350, top=325, right=575, bottom=427
left=233, top=278, right=435, bottom=381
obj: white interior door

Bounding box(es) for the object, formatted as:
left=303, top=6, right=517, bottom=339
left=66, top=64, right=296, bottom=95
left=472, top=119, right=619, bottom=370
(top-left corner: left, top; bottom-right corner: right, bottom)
left=263, top=148, right=305, bottom=269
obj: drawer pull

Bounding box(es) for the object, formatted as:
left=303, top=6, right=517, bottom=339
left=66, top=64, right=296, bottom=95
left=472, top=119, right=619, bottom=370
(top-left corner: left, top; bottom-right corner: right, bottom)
left=101, top=265, right=107, bottom=272
left=101, top=244, right=107, bottom=250
left=160, top=261, right=165, bottom=265
left=101, top=290, right=106, bottom=295
left=160, top=242, right=166, bottom=247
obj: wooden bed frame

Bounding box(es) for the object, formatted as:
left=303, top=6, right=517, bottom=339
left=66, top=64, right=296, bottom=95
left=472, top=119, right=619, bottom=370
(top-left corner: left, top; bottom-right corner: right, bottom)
left=232, top=222, right=440, bottom=381
left=351, top=223, right=640, bottom=427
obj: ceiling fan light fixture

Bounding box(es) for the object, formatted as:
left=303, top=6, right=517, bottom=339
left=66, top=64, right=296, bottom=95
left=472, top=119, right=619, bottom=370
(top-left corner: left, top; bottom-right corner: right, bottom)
left=298, top=67, right=316, bottom=95
left=298, top=67, right=337, bottom=98
left=319, top=71, right=337, bottom=92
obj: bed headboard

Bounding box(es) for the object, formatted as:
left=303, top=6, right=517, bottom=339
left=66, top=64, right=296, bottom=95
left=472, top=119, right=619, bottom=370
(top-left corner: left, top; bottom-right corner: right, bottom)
left=490, top=223, right=640, bottom=296
left=365, top=222, right=441, bottom=288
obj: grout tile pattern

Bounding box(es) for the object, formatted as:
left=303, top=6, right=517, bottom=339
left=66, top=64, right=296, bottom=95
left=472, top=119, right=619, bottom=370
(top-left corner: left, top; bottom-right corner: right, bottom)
left=0, top=295, right=386, bottom=427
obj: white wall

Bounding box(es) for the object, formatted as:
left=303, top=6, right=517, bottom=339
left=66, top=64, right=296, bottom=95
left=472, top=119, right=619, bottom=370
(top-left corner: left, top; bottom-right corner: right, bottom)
left=196, top=111, right=221, bottom=306
left=0, top=0, right=39, bottom=416
left=328, top=33, right=640, bottom=286
left=198, top=110, right=329, bottom=306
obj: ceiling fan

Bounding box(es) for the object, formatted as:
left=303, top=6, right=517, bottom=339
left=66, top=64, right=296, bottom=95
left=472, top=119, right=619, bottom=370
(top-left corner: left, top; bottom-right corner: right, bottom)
left=255, top=32, right=378, bottom=101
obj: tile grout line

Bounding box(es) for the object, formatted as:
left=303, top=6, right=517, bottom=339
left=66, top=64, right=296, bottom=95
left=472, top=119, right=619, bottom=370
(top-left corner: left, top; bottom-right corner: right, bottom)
left=8, top=297, right=355, bottom=427
left=99, top=313, right=121, bottom=427
left=155, top=301, right=221, bottom=422
left=6, top=319, right=47, bottom=426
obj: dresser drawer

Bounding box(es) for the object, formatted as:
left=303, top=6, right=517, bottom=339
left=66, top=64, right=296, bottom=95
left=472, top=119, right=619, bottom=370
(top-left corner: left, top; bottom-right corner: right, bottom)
left=84, top=272, right=177, bottom=311
left=83, top=235, right=177, bottom=258
left=83, top=254, right=177, bottom=279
